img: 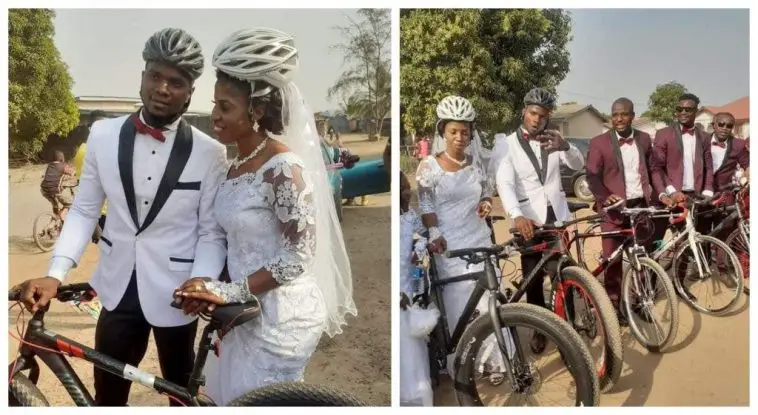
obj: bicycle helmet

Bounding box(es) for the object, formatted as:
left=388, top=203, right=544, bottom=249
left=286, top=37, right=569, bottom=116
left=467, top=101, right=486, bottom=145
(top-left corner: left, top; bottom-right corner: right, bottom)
left=523, top=87, right=557, bottom=111
left=436, top=95, right=476, bottom=122
left=212, top=27, right=298, bottom=96
left=142, top=28, right=205, bottom=81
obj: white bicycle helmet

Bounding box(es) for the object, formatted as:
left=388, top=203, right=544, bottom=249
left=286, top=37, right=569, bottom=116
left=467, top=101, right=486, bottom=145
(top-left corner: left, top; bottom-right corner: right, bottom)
left=436, top=95, right=477, bottom=122
left=142, top=28, right=204, bottom=81
left=212, top=27, right=298, bottom=96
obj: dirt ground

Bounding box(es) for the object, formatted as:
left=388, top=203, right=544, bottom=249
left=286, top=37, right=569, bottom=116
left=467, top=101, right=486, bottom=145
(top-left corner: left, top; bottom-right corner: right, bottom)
left=7, top=133, right=390, bottom=406
left=401, top=168, right=749, bottom=407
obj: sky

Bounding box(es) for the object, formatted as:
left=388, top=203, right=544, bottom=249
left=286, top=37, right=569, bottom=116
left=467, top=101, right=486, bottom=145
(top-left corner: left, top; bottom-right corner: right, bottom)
left=557, top=8, right=749, bottom=114
left=52, top=9, right=361, bottom=113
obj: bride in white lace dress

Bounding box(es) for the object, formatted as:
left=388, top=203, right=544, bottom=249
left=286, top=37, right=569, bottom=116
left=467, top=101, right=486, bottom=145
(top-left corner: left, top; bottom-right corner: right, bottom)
left=417, top=96, right=498, bottom=373
left=174, top=28, right=355, bottom=405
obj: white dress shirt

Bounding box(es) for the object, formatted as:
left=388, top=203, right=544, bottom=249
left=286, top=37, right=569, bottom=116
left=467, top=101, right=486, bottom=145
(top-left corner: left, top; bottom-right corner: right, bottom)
left=48, top=111, right=180, bottom=279
left=617, top=132, right=644, bottom=200
left=711, top=134, right=727, bottom=172
left=680, top=128, right=697, bottom=192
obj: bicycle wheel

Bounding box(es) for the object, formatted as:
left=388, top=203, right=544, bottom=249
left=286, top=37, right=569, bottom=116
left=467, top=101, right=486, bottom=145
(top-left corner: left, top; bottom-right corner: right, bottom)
left=725, top=221, right=749, bottom=295
left=621, top=257, right=678, bottom=353
left=228, top=382, right=365, bottom=406
left=550, top=266, right=623, bottom=393
left=672, top=234, right=743, bottom=315
left=454, top=303, right=598, bottom=407
left=32, top=213, right=59, bottom=252
left=9, top=372, right=49, bottom=407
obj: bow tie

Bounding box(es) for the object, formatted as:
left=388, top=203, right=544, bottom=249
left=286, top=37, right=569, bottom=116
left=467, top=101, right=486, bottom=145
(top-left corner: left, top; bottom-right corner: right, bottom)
left=522, top=132, right=539, bottom=141
left=619, top=137, right=635, bottom=146
left=134, top=116, right=167, bottom=142
left=712, top=140, right=726, bottom=148
left=681, top=126, right=695, bottom=135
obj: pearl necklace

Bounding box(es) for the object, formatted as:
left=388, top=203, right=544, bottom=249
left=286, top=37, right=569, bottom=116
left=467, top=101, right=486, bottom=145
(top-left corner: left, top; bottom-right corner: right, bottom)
left=231, top=138, right=269, bottom=170
left=444, top=151, right=467, bottom=167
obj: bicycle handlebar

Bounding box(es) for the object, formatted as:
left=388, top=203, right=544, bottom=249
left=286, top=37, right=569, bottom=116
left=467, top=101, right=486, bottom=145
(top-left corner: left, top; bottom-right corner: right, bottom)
left=8, top=282, right=93, bottom=302
left=444, top=245, right=506, bottom=259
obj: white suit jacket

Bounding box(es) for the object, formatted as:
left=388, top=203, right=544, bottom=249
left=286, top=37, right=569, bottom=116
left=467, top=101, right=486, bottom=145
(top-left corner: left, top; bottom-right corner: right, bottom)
left=491, top=131, right=585, bottom=224
left=52, top=113, right=228, bottom=327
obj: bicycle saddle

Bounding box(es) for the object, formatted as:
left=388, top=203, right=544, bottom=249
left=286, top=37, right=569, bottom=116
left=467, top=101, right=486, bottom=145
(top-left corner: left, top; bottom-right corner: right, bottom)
left=567, top=201, right=590, bottom=213
left=170, top=298, right=262, bottom=330
left=210, top=300, right=262, bottom=330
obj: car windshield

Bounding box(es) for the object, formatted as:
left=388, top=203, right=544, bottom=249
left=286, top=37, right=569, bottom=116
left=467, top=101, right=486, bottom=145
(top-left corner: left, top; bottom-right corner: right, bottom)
left=567, top=138, right=589, bottom=154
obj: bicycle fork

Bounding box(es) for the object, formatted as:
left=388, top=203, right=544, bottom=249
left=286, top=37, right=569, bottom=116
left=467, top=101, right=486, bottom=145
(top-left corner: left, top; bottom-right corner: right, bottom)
left=484, top=256, right=529, bottom=393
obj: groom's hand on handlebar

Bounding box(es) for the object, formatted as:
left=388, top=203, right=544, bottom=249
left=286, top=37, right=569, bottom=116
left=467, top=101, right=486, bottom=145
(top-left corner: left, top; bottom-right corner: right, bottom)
left=513, top=216, right=536, bottom=240
left=671, top=191, right=687, bottom=203
left=18, top=277, right=61, bottom=312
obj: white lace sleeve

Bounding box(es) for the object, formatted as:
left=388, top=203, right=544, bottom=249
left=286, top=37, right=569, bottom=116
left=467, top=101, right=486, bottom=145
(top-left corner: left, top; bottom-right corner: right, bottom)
left=261, top=160, right=317, bottom=285
left=416, top=158, right=439, bottom=215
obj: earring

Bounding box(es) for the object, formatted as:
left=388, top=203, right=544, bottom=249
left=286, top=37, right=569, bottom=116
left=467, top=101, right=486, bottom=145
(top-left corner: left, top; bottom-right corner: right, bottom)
left=252, top=119, right=259, bottom=132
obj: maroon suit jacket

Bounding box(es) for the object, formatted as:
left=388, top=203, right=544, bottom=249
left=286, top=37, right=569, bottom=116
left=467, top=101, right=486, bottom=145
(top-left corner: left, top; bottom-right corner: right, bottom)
left=651, top=124, right=714, bottom=197
left=586, top=130, right=654, bottom=220
left=712, top=136, right=749, bottom=195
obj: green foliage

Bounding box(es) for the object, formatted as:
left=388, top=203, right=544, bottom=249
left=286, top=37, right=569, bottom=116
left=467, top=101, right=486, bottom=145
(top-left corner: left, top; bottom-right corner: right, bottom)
left=330, top=9, right=391, bottom=139
left=643, top=81, right=688, bottom=124
left=400, top=9, right=572, bottom=136
left=9, top=9, right=79, bottom=161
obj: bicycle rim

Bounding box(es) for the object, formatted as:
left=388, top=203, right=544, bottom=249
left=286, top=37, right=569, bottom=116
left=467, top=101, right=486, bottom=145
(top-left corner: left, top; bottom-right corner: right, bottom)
left=622, top=257, right=678, bottom=352
left=725, top=223, right=749, bottom=295
left=32, top=213, right=58, bottom=252
left=672, top=235, right=743, bottom=315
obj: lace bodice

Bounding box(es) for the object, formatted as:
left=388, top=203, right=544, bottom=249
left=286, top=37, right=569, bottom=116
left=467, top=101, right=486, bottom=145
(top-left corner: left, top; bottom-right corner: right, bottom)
left=215, top=153, right=316, bottom=284
left=415, top=156, right=493, bottom=239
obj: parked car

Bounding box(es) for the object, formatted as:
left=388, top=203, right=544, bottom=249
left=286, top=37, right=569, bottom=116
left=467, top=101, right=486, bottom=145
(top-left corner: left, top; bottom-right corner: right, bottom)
left=561, top=137, right=593, bottom=201
left=320, top=140, right=391, bottom=222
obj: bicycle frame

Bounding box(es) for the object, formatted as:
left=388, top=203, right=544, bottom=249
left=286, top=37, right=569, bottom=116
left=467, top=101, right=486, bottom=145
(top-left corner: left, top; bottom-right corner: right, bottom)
left=9, top=306, right=217, bottom=406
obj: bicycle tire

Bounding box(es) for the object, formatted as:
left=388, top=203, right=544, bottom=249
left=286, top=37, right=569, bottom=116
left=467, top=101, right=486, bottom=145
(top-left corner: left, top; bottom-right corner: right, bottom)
left=622, top=257, right=678, bottom=352
left=550, top=266, right=623, bottom=393
left=9, top=372, right=49, bottom=407
left=227, top=382, right=365, bottom=406
left=725, top=224, right=749, bottom=295
left=672, top=234, right=743, bottom=315
left=454, top=303, right=598, bottom=407
left=32, top=213, right=58, bottom=252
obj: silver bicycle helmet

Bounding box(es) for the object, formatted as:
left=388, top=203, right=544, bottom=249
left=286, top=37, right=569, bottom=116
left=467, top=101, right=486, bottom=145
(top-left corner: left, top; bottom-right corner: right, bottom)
left=212, top=28, right=298, bottom=96
left=436, top=95, right=476, bottom=122
left=142, top=28, right=204, bottom=81
left=523, top=87, right=557, bottom=111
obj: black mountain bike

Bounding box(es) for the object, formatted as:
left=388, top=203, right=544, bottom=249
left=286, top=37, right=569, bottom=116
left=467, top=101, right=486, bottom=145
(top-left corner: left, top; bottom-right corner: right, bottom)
left=422, top=238, right=599, bottom=406
left=8, top=283, right=364, bottom=407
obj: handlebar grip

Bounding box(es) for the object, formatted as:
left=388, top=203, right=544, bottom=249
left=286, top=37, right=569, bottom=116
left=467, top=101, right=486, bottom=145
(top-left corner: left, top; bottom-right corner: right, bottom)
left=170, top=299, right=183, bottom=309
left=444, top=249, right=468, bottom=259
left=8, top=287, right=21, bottom=302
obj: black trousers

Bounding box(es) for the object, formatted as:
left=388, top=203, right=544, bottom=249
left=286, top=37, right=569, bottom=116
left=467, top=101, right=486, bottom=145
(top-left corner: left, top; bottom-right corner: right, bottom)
left=93, top=270, right=198, bottom=406
left=521, top=207, right=557, bottom=308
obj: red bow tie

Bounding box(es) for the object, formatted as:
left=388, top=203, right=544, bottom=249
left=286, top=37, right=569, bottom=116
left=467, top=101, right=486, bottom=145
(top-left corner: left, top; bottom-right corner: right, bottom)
left=522, top=132, right=539, bottom=141
left=681, top=127, right=695, bottom=135
left=134, top=116, right=166, bottom=142
left=712, top=140, right=726, bottom=148
left=619, top=137, right=634, bottom=146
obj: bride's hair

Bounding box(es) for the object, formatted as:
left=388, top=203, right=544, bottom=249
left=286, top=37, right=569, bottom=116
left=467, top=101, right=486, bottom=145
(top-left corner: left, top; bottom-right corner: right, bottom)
left=216, top=69, right=285, bottom=135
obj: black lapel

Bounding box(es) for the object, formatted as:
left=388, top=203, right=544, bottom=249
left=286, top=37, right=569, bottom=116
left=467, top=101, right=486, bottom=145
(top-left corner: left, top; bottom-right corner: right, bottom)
left=609, top=129, right=625, bottom=179
left=673, top=123, right=684, bottom=155
left=516, top=129, right=544, bottom=184
left=137, top=120, right=194, bottom=235
left=118, top=112, right=140, bottom=230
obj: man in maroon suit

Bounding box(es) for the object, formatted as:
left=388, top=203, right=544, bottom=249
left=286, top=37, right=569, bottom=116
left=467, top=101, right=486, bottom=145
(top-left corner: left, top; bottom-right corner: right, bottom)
left=650, top=93, right=715, bottom=213
left=700, top=112, right=749, bottom=238
left=586, top=97, right=658, bottom=322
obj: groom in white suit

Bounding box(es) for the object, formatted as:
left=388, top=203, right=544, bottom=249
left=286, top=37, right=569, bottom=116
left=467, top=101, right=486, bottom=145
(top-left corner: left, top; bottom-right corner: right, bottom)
left=490, top=88, right=585, bottom=353
left=17, top=28, right=228, bottom=406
